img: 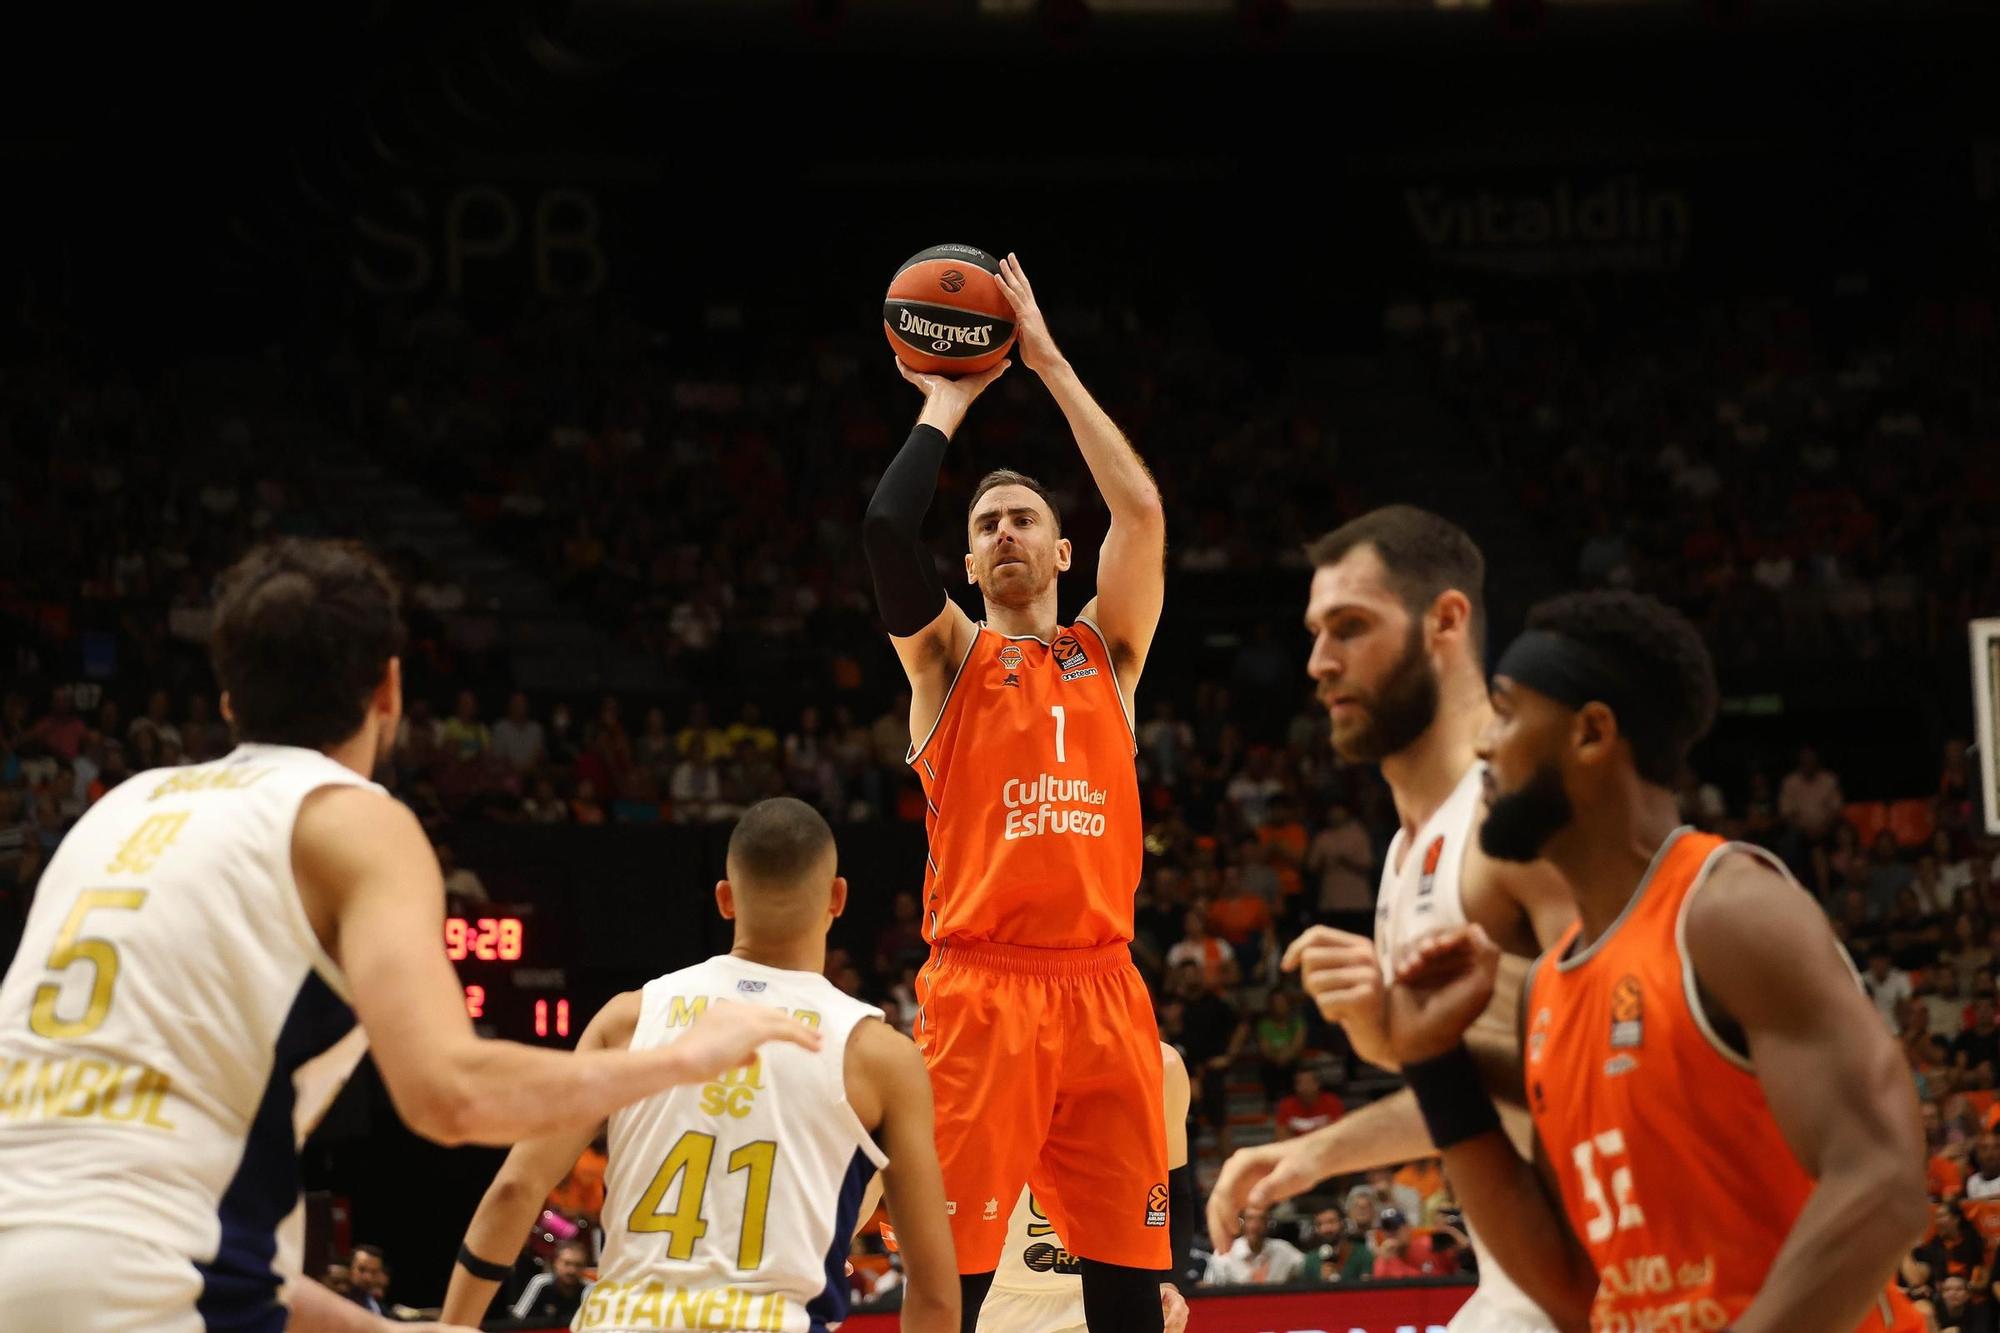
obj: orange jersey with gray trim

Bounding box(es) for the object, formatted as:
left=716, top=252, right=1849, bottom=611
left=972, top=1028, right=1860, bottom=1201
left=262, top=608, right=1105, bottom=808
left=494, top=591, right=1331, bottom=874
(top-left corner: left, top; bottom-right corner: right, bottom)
left=1525, top=830, right=1923, bottom=1333
left=909, top=619, right=1141, bottom=949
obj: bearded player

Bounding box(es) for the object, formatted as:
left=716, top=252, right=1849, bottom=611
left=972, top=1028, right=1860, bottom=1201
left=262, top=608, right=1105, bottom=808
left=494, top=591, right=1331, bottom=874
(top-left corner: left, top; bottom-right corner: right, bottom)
left=1208, top=507, right=1572, bottom=1333
left=1387, top=590, right=1926, bottom=1332
left=863, top=254, right=1172, bottom=1332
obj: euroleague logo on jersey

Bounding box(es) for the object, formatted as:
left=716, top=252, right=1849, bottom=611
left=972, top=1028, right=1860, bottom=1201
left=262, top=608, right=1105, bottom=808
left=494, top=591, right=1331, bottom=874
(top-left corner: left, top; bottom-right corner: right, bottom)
left=1416, top=834, right=1446, bottom=898
left=1145, top=1182, right=1169, bottom=1228
left=1610, top=974, right=1644, bottom=1050
left=1053, top=631, right=1098, bottom=682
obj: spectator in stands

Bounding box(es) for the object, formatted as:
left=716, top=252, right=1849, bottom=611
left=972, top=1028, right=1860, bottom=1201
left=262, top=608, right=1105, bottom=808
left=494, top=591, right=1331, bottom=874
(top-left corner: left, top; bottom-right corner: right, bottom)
left=638, top=707, right=675, bottom=774
left=28, top=686, right=86, bottom=761
left=1224, top=748, right=1284, bottom=828
left=1166, top=909, right=1238, bottom=991
left=1140, top=699, right=1195, bottom=787
left=1369, top=1208, right=1444, bottom=1279
left=570, top=778, right=607, bottom=826
left=346, top=1244, right=389, bottom=1315
left=1273, top=1068, right=1344, bottom=1141
left=522, top=776, right=568, bottom=824
left=1207, top=866, right=1275, bottom=974
left=491, top=692, right=546, bottom=772
left=670, top=749, right=726, bottom=824
left=675, top=701, right=728, bottom=763
left=1253, top=990, right=1309, bottom=1104
left=782, top=706, right=837, bottom=809
left=1175, top=961, right=1249, bottom=1157
left=440, top=690, right=490, bottom=761
left=319, top=1263, right=351, bottom=1296
left=182, top=694, right=223, bottom=761
left=1779, top=745, right=1845, bottom=851
left=874, top=891, right=927, bottom=977
left=1303, top=1207, right=1371, bottom=1283
left=1934, top=1273, right=1994, bottom=1333
left=1866, top=948, right=1916, bottom=1030
left=1366, top=1167, right=1423, bottom=1222
left=1938, top=831, right=1976, bottom=898
left=1204, top=1207, right=1306, bottom=1286
left=437, top=843, right=489, bottom=905
left=1965, top=1135, right=2000, bottom=1200
left=1305, top=801, right=1373, bottom=930
left=726, top=701, right=777, bottom=754
left=1955, top=1001, right=2000, bottom=1089
left=1867, top=830, right=1916, bottom=910
left=512, top=1239, right=593, bottom=1323
left=1910, top=1201, right=1986, bottom=1299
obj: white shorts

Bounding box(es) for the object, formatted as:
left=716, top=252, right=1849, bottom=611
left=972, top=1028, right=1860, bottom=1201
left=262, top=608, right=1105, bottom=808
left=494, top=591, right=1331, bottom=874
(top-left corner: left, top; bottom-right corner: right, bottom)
left=0, top=1224, right=203, bottom=1332
left=979, top=1284, right=1087, bottom=1333
left=1449, top=1283, right=1561, bottom=1333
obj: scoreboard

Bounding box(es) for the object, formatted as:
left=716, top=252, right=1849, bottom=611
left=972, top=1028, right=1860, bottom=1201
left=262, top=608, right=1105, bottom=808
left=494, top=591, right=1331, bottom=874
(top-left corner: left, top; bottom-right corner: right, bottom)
left=444, top=913, right=574, bottom=1043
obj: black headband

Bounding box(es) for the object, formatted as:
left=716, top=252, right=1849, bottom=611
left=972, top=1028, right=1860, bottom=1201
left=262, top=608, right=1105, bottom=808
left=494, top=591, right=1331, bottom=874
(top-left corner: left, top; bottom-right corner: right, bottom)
left=1493, top=629, right=1660, bottom=750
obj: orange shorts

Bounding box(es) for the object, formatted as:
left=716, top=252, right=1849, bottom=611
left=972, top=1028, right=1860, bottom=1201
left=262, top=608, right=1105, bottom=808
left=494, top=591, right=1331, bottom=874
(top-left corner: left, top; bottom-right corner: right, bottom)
left=914, top=939, right=1169, bottom=1274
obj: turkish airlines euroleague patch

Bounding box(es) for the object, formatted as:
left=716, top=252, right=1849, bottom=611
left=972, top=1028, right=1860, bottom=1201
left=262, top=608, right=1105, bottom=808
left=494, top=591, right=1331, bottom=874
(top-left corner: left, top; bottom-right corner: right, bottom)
left=1052, top=633, right=1089, bottom=672
left=1145, top=1182, right=1169, bottom=1227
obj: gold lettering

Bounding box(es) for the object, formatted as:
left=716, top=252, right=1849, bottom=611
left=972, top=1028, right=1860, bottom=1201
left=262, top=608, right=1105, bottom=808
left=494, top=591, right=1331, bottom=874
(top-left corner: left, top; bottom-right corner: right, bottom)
left=138, top=1068, right=177, bottom=1130
left=791, top=1009, right=821, bottom=1031
left=760, top=1293, right=787, bottom=1332
left=628, top=1281, right=663, bottom=1327
left=61, top=1058, right=113, bottom=1118
left=106, top=812, right=192, bottom=874
left=98, top=1065, right=146, bottom=1122
left=661, top=1284, right=701, bottom=1327
left=147, top=766, right=273, bottom=803
left=666, top=996, right=710, bottom=1028
left=0, top=1058, right=29, bottom=1117
left=28, top=1057, right=78, bottom=1118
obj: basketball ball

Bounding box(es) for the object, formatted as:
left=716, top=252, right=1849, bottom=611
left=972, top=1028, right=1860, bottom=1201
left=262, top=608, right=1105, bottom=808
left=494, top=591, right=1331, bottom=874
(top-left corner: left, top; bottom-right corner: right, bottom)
left=882, top=244, right=1017, bottom=376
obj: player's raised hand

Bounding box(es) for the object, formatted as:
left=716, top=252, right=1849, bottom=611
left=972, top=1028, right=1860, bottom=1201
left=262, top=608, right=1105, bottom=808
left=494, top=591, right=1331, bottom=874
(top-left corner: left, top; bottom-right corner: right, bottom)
left=993, top=253, right=1064, bottom=374
left=1282, top=925, right=1386, bottom=1030
left=1160, top=1281, right=1190, bottom=1333
left=671, top=999, right=823, bottom=1083
left=1207, top=1138, right=1324, bottom=1246
left=897, top=357, right=1010, bottom=437
left=1385, top=924, right=1501, bottom=1067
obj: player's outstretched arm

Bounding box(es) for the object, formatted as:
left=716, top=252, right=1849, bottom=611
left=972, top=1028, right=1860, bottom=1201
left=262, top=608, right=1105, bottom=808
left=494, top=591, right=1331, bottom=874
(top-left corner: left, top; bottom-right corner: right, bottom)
left=437, top=991, right=641, bottom=1327
left=1684, top=855, right=1929, bottom=1333
left=993, top=254, right=1165, bottom=677
left=287, top=1277, right=475, bottom=1333
left=1385, top=926, right=1596, bottom=1332
left=846, top=1020, right=959, bottom=1333
left=294, top=787, right=819, bottom=1146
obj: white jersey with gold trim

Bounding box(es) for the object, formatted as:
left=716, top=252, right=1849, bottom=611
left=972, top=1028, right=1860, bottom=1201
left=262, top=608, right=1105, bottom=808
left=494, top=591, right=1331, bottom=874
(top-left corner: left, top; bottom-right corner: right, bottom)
left=0, top=743, right=378, bottom=1329
left=585, top=956, right=887, bottom=1333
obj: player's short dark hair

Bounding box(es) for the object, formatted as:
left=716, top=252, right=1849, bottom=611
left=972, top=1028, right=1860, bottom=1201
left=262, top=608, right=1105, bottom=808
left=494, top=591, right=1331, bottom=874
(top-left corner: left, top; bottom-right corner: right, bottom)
left=351, top=1244, right=385, bottom=1263
left=969, top=469, right=1062, bottom=534
left=1523, top=590, right=1719, bottom=786
left=1306, top=505, right=1486, bottom=653
left=210, top=539, right=406, bottom=750
left=727, top=797, right=836, bottom=888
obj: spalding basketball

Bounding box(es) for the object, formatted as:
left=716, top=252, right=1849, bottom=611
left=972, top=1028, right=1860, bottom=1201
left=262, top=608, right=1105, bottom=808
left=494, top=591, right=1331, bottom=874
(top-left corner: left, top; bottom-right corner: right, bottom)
left=883, top=244, right=1018, bottom=375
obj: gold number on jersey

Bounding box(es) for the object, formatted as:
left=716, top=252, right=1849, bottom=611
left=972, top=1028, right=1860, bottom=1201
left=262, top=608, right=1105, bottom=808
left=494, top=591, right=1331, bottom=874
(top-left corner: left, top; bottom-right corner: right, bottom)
left=28, top=889, right=149, bottom=1040
left=729, top=1140, right=777, bottom=1269
left=1571, top=1128, right=1646, bottom=1244
left=1050, top=705, right=1068, bottom=764
left=627, top=1130, right=781, bottom=1269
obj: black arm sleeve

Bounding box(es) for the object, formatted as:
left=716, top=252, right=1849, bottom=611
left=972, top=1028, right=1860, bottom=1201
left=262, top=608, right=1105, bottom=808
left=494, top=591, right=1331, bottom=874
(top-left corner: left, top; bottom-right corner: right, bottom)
left=1166, top=1161, right=1197, bottom=1291
left=863, top=423, right=950, bottom=637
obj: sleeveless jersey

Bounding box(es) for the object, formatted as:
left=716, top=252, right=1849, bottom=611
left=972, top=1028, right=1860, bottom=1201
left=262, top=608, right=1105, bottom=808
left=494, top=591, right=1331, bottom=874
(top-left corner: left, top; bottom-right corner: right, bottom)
left=586, top=956, right=888, bottom=1333
left=0, top=744, right=378, bottom=1322
left=1525, top=830, right=1923, bottom=1332
left=1377, top=762, right=1552, bottom=1331
left=991, top=1186, right=1081, bottom=1295
left=911, top=618, right=1141, bottom=949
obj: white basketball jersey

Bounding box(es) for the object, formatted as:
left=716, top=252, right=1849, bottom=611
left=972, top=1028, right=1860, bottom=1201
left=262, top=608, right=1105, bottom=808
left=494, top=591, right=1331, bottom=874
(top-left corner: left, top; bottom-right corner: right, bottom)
left=586, top=956, right=888, bottom=1333
left=0, top=744, right=378, bottom=1327
left=1375, top=762, right=1555, bottom=1333
left=991, top=1186, right=1081, bottom=1296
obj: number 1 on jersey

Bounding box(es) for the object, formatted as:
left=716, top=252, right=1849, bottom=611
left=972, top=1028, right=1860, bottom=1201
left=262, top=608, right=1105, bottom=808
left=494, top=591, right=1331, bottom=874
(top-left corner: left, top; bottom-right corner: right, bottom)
left=1050, top=705, right=1067, bottom=763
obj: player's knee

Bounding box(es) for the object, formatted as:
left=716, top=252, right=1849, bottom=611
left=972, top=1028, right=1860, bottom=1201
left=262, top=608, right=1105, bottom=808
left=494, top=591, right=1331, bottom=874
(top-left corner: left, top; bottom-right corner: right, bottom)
left=1079, top=1258, right=1163, bottom=1332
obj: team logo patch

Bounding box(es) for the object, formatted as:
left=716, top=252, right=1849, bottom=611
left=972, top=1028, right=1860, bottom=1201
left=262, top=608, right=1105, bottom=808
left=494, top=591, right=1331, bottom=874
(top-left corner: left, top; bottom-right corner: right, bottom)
left=1002, top=673, right=1021, bottom=688
left=983, top=1198, right=1000, bottom=1221
left=1052, top=632, right=1089, bottom=672
left=1604, top=1054, right=1639, bottom=1078
left=1145, top=1182, right=1169, bottom=1228
left=1417, top=835, right=1446, bottom=898
left=736, top=979, right=767, bottom=993
left=997, top=644, right=1024, bottom=670
left=1610, top=974, right=1644, bottom=1049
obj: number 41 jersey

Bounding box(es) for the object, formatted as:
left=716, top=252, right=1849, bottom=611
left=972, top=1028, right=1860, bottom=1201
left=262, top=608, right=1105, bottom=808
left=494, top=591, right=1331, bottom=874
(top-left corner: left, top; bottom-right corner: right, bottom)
left=586, top=956, right=888, bottom=1333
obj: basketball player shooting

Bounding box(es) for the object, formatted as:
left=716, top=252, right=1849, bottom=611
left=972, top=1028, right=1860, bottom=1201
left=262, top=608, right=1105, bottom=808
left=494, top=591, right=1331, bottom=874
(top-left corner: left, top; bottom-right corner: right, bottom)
left=863, top=253, right=1176, bottom=1332
left=1207, top=507, right=1572, bottom=1333
left=442, top=798, right=959, bottom=1333
left=0, top=540, right=815, bottom=1333
left=1386, top=591, right=1927, bottom=1332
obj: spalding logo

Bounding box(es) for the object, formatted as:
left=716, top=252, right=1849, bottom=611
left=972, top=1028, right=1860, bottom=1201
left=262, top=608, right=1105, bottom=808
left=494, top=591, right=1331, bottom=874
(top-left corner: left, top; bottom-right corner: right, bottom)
left=939, top=269, right=966, bottom=293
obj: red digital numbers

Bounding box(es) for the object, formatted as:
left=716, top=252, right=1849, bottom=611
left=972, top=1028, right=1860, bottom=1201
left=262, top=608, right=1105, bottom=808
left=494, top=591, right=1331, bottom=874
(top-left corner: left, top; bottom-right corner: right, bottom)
left=464, top=985, right=486, bottom=1019
left=444, top=917, right=524, bottom=962
left=534, top=997, right=571, bottom=1039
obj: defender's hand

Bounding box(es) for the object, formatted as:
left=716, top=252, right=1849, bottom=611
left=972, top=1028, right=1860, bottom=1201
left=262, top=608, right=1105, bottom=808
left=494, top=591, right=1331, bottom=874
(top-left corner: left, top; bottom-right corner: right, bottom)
left=1385, top=925, right=1501, bottom=1067
left=1283, top=926, right=1387, bottom=1031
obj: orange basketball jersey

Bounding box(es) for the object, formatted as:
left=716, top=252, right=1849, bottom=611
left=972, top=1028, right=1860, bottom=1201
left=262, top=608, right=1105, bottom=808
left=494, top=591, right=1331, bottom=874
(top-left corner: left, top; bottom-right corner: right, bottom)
left=1525, top=829, right=1923, bottom=1333
left=910, top=618, right=1141, bottom=949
